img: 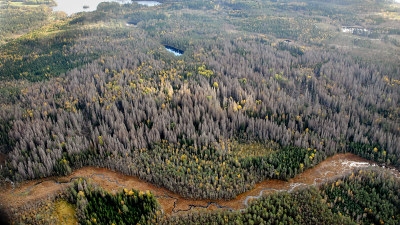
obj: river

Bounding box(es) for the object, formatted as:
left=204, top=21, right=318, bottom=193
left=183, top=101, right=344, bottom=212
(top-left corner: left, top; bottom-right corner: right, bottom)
left=0, top=153, right=399, bottom=216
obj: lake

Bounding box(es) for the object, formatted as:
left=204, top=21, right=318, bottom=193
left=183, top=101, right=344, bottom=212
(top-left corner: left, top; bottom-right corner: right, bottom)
left=136, top=1, right=161, bottom=6
left=53, top=0, right=161, bottom=16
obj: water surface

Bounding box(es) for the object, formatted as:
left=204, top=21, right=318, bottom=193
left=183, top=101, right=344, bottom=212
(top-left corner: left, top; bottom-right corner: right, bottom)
left=165, top=45, right=184, bottom=56
left=53, top=0, right=160, bottom=16
left=136, top=1, right=161, bottom=6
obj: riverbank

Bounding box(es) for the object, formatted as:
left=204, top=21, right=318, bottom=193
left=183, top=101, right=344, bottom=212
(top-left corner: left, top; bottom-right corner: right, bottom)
left=3, top=153, right=397, bottom=219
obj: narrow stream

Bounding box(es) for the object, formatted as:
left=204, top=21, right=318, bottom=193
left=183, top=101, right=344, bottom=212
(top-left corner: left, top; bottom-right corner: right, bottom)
left=1, top=153, right=398, bottom=215
left=241, top=157, right=374, bottom=208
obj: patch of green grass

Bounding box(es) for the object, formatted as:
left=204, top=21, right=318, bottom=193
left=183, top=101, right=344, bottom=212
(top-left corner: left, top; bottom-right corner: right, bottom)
left=53, top=200, right=77, bottom=225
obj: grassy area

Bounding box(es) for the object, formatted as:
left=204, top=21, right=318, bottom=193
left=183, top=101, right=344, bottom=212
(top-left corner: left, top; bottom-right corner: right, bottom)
left=53, top=200, right=77, bottom=225
left=234, top=141, right=278, bottom=158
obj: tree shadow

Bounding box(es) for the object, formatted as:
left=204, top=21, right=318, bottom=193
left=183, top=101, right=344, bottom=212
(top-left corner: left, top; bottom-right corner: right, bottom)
left=0, top=204, right=10, bottom=225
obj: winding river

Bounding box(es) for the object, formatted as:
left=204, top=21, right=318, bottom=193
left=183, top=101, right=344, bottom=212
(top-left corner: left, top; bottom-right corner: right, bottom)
left=1, top=153, right=399, bottom=216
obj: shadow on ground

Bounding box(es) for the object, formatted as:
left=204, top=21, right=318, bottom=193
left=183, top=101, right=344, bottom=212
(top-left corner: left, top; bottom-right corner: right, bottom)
left=0, top=204, right=10, bottom=225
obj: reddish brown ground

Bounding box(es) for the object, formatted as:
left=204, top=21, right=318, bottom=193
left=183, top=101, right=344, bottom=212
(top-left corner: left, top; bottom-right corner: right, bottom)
left=1, top=153, right=396, bottom=217
left=0, top=153, right=6, bottom=165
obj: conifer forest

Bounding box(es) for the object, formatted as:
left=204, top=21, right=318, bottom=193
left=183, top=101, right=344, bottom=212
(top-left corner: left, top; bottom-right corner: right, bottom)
left=0, top=0, right=399, bottom=224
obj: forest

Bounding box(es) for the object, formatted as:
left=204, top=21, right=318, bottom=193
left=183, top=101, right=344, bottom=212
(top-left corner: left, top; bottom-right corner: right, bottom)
left=0, top=0, right=399, bottom=223
left=162, top=168, right=400, bottom=225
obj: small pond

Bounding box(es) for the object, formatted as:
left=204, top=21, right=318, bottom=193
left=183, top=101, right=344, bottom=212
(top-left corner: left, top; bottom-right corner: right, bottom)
left=126, top=20, right=139, bottom=26
left=165, top=45, right=184, bottom=56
